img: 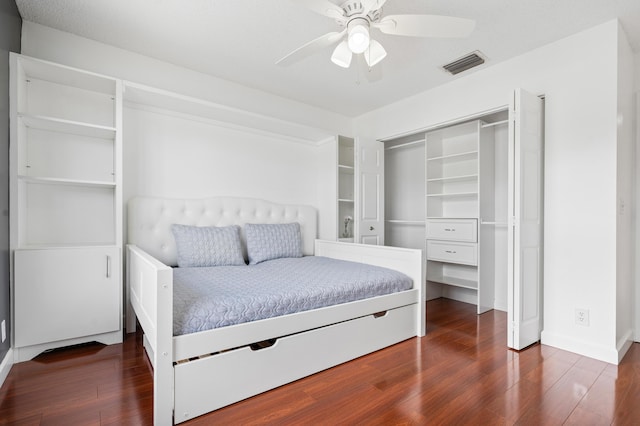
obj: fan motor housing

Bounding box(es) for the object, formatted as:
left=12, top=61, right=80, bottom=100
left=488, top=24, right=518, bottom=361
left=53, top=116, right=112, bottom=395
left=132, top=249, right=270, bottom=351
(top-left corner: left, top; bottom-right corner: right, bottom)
left=339, top=0, right=381, bottom=22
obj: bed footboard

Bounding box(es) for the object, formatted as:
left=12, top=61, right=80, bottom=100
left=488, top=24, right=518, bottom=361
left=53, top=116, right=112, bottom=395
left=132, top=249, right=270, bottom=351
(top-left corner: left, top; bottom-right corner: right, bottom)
left=314, top=240, right=425, bottom=336
left=127, top=244, right=174, bottom=426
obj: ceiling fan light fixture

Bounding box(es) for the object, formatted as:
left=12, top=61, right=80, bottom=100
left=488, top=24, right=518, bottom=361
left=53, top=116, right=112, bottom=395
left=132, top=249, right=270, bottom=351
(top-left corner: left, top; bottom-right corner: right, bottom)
left=347, top=18, right=370, bottom=54
left=331, top=41, right=353, bottom=68
left=364, top=40, right=387, bottom=67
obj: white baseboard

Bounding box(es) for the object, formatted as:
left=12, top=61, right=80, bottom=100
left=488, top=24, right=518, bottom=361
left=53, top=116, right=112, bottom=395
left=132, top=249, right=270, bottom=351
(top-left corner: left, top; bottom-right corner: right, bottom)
left=617, top=329, right=634, bottom=363
left=541, top=330, right=620, bottom=364
left=0, top=348, right=14, bottom=389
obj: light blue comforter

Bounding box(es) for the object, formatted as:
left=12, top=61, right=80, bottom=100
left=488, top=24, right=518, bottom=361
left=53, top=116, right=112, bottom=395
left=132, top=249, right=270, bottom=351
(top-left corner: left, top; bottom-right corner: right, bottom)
left=173, top=256, right=412, bottom=336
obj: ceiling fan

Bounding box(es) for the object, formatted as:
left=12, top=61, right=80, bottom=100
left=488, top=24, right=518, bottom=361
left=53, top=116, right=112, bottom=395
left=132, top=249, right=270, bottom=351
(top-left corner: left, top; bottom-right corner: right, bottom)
left=276, top=0, right=476, bottom=69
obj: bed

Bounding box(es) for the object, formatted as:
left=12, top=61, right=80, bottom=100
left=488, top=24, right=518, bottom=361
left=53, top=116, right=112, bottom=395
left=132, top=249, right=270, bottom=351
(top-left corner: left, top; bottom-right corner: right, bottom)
left=126, top=196, right=425, bottom=425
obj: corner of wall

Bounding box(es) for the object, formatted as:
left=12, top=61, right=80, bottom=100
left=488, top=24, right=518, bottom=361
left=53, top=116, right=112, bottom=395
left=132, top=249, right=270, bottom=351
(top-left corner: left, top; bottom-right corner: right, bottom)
left=0, top=349, right=14, bottom=388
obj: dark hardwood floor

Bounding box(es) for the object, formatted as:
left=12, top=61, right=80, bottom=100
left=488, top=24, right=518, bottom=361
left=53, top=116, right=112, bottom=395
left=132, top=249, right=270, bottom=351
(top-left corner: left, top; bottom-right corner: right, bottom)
left=1, top=298, right=639, bottom=425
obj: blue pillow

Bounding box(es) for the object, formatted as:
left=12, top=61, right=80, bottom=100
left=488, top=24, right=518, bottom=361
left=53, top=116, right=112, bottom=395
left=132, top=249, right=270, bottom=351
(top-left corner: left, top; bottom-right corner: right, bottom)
left=245, top=223, right=303, bottom=265
left=171, top=224, right=245, bottom=267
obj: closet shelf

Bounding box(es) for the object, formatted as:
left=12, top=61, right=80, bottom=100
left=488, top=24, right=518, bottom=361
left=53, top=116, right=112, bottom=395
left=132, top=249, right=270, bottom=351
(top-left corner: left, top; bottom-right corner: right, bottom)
left=426, top=191, right=478, bottom=198
left=18, top=113, right=116, bottom=139
left=426, top=150, right=478, bottom=162
left=427, top=174, right=478, bottom=183
left=338, top=198, right=354, bottom=203
left=18, top=175, right=116, bottom=188
left=427, top=274, right=478, bottom=290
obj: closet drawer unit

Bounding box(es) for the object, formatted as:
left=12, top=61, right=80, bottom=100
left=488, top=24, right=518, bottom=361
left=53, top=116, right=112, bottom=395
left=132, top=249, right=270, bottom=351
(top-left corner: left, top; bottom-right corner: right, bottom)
left=426, top=219, right=477, bottom=242
left=426, top=240, right=477, bottom=265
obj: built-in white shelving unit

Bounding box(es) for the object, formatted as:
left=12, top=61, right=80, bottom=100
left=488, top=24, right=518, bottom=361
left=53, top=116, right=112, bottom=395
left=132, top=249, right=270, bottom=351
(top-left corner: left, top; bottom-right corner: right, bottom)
left=10, top=54, right=123, bottom=361
left=337, top=136, right=355, bottom=241
left=423, top=115, right=510, bottom=314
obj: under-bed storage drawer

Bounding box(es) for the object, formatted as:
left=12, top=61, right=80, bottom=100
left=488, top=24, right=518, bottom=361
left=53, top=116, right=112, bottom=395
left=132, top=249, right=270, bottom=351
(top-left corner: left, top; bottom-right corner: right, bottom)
left=426, top=218, right=477, bottom=242
left=426, top=240, right=477, bottom=266
left=173, top=303, right=417, bottom=423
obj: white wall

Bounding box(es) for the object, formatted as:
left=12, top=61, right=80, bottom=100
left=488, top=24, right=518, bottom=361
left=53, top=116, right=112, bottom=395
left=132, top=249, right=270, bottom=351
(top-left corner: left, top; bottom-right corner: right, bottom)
left=616, top=25, right=636, bottom=360
left=20, top=22, right=352, bottom=139
left=354, top=20, right=626, bottom=363
left=123, top=106, right=320, bottom=206
left=20, top=22, right=348, bottom=240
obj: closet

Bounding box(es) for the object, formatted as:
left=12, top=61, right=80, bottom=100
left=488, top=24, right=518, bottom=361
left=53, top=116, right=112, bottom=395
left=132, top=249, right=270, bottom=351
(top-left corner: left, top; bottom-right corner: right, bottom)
left=384, top=89, right=543, bottom=350
left=385, top=111, right=508, bottom=314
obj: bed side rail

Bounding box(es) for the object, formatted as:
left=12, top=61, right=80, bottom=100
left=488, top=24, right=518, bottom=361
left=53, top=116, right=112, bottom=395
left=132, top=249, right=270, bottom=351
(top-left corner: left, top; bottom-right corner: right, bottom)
left=126, top=244, right=174, bottom=425
left=314, top=240, right=425, bottom=336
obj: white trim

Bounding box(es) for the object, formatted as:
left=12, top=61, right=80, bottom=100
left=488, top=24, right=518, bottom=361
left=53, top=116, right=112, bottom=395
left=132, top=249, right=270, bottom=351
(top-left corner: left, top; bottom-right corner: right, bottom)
left=379, top=105, right=509, bottom=142
left=123, top=81, right=334, bottom=146
left=617, top=329, right=634, bottom=363
left=541, top=330, right=620, bottom=364
left=0, top=349, right=14, bottom=388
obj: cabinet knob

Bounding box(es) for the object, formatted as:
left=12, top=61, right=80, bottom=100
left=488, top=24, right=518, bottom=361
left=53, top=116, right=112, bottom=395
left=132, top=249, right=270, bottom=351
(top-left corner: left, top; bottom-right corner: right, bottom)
left=369, top=226, right=375, bottom=231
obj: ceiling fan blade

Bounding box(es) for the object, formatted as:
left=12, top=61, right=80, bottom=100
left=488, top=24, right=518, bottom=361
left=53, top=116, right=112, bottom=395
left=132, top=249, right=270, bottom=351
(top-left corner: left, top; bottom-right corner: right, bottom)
left=276, top=30, right=345, bottom=66
left=374, top=14, right=475, bottom=38
left=361, top=0, right=387, bottom=15
left=297, top=0, right=345, bottom=19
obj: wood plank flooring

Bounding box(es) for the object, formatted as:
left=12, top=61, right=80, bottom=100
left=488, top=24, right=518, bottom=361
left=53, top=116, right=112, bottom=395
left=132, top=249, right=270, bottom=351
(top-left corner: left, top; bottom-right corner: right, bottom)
left=1, top=298, right=639, bottom=425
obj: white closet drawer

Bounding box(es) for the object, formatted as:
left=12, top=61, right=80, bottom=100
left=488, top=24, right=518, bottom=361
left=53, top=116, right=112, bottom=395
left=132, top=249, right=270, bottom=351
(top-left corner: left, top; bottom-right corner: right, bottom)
left=426, top=219, right=477, bottom=242
left=426, top=240, right=477, bottom=265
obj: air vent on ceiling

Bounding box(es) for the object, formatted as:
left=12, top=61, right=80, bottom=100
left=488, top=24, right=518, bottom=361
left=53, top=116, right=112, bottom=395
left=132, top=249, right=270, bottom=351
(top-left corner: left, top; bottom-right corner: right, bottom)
left=442, top=51, right=486, bottom=75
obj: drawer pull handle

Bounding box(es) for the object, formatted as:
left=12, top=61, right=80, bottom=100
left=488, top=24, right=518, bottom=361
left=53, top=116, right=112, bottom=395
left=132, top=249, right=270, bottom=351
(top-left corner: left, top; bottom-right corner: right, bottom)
left=106, top=256, right=111, bottom=278
left=250, top=338, right=277, bottom=351
left=445, top=250, right=457, bottom=254
left=444, top=228, right=456, bottom=232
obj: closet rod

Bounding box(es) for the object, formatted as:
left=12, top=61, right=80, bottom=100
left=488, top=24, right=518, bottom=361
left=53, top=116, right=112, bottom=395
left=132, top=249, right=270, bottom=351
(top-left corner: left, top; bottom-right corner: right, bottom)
left=385, top=140, right=424, bottom=151
left=481, top=119, right=508, bottom=128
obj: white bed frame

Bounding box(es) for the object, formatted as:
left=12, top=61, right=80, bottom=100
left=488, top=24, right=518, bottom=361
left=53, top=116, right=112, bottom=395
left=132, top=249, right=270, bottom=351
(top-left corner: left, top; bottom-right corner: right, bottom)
left=126, top=196, right=425, bottom=425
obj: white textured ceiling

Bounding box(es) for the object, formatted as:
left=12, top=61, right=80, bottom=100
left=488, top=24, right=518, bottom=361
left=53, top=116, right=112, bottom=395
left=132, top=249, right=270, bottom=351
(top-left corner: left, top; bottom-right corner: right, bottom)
left=15, top=0, right=640, bottom=117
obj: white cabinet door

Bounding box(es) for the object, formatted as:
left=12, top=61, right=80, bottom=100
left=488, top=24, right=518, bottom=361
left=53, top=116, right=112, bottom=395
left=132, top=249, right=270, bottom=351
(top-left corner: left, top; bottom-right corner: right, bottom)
left=356, top=138, right=384, bottom=245
left=507, top=89, right=544, bottom=350
left=15, top=247, right=121, bottom=347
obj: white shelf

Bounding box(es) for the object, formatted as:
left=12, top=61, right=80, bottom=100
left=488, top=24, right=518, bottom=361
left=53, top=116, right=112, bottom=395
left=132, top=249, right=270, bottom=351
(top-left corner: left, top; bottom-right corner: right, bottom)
left=386, top=220, right=425, bottom=225
left=18, top=175, right=116, bottom=188
left=338, top=165, right=354, bottom=174
left=427, top=174, right=478, bottom=183
left=19, top=55, right=117, bottom=95
left=338, top=238, right=354, bottom=243
left=427, top=274, right=478, bottom=290
left=124, top=80, right=332, bottom=145
left=17, top=242, right=117, bottom=250
left=426, top=192, right=478, bottom=198
left=426, top=150, right=478, bottom=162
left=19, top=113, right=116, bottom=139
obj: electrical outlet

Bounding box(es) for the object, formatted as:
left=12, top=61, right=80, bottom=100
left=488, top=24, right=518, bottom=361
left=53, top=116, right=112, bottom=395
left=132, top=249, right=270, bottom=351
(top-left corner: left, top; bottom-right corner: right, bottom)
left=1, top=320, right=5, bottom=343
left=575, top=309, right=589, bottom=326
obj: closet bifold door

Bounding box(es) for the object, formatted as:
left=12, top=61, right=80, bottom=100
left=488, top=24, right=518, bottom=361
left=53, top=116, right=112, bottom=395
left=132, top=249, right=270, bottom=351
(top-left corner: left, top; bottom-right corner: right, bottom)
left=507, top=89, right=544, bottom=350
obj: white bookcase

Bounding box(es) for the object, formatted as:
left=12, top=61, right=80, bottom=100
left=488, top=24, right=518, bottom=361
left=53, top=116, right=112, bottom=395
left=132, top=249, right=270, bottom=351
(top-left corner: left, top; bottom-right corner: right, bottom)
left=10, top=54, right=123, bottom=361
left=337, top=136, right=355, bottom=242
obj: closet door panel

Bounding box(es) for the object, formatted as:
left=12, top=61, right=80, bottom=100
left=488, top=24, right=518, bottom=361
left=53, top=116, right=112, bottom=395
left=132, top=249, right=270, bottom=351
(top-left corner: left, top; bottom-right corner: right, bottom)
left=357, top=138, right=384, bottom=245
left=508, top=88, right=544, bottom=350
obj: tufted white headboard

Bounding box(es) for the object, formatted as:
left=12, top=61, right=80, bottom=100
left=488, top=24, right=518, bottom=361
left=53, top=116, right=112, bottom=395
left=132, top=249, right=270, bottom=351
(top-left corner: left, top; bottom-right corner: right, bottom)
left=128, top=196, right=317, bottom=266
